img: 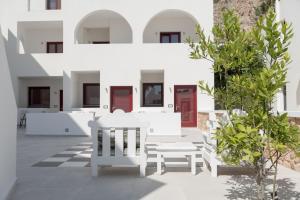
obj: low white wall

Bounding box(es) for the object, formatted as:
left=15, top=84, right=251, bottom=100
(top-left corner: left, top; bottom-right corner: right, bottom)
left=26, top=111, right=181, bottom=136
left=0, top=25, right=17, bottom=200
left=26, top=112, right=94, bottom=135
left=284, top=111, right=300, bottom=118
left=134, top=112, right=181, bottom=136
left=17, top=108, right=51, bottom=125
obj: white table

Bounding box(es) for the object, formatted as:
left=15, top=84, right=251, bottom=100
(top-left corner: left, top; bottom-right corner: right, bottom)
left=156, top=142, right=200, bottom=175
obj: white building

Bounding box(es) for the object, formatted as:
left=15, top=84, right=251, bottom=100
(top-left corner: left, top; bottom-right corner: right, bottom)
left=279, top=0, right=300, bottom=112
left=0, top=0, right=17, bottom=198
left=1, top=0, right=299, bottom=136
left=2, top=0, right=214, bottom=135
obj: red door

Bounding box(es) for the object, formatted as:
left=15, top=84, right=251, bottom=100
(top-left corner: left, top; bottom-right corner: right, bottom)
left=110, top=86, right=133, bottom=113
left=174, top=85, right=197, bottom=127
left=59, top=90, right=63, bottom=111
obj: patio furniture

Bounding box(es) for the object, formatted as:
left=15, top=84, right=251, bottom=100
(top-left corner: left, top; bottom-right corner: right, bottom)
left=19, top=112, right=27, bottom=128
left=89, top=111, right=149, bottom=177
left=156, top=142, right=202, bottom=175
left=202, top=112, right=223, bottom=177
left=202, top=110, right=246, bottom=177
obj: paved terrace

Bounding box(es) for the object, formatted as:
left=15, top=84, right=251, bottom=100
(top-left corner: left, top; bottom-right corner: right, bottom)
left=11, top=129, right=300, bottom=200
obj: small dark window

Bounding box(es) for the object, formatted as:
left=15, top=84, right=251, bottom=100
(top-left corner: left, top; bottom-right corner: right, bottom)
left=83, top=83, right=100, bottom=107
left=160, top=32, right=181, bottom=43
left=142, top=83, right=163, bottom=107
left=28, top=87, right=50, bottom=108
left=92, top=41, right=110, bottom=44
left=47, top=0, right=61, bottom=10
left=47, top=42, right=63, bottom=53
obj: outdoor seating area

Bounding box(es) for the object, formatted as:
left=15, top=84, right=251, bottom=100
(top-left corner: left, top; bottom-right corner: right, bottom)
left=12, top=127, right=300, bottom=200
left=87, top=110, right=231, bottom=177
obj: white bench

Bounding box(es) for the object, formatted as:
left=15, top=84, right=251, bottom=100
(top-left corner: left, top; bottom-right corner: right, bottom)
left=156, top=142, right=202, bottom=175
left=89, top=111, right=149, bottom=177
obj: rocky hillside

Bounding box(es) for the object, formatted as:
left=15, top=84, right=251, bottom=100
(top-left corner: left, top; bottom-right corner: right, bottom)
left=214, top=0, right=273, bottom=30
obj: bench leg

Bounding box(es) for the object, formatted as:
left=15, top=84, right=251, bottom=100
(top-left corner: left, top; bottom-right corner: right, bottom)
left=157, top=153, right=162, bottom=175
left=210, top=157, right=218, bottom=177
left=140, top=164, right=146, bottom=177
left=191, top=154, right=196, bottom=175
left=92, top=162, right=98, bottom=177
left=187, top=155, right=191, bottom=167
left=140, top=154, right=146, bottom=177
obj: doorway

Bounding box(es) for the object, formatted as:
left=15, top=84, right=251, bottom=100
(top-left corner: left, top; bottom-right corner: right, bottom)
left=174, top=85, right=197, bottom=127
left=110, top=86, right=133, bottom=113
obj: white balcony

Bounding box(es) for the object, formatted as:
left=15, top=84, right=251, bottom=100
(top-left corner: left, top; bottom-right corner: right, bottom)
left=75, top=10, right=132, bottom=44
left=143, top=9, right=198, bottom=43
left=18, top=21, right=63, bottom=54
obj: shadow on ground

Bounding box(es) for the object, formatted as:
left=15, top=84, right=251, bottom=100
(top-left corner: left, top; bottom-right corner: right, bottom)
left=224, top=175, right=300, bottom=200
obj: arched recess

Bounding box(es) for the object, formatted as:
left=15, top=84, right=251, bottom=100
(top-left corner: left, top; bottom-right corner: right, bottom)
left=75, top=10, right=133, bottom=44
left=143, top=9, right=199, bottom=43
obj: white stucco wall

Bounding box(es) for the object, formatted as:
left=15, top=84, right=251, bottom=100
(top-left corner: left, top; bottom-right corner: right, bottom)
left=143, top=17, right=197, bottom=43
left=76, top=12, right=132, bottom=44
left=83, top=28, right=109, bottom=44
left=71, top=72, right=100, bottom=108
left=0, top=25, right=17, bottom=200
left=280, top=0, right=300, bottom=111
left=4, top=0, right=215, bottom=129
left=28, top=0, right=47, bottom=11
left=20, top=27, right=63, bottom=53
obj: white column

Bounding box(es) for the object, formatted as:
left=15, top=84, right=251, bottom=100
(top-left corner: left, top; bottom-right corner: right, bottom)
left=63, top=70, right=72, bottom=110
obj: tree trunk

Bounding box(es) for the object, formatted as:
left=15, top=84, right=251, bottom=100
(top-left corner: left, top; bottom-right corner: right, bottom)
left=272, top=154, right=279, bottom=200
left=256, top=158, right=266, bottom=200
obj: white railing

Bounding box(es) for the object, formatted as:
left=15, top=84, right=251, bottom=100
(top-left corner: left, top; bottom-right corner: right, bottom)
left=202, top=112, right=223, bottom=177
left=88, top=111, right=149, bottom=177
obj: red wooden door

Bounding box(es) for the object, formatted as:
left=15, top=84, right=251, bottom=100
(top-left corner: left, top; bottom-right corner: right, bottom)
left=59, top=90, right=63, bottom=111
left=174, top=85, right=197, bottom=127
left=110, top=86, right=133, bottom=113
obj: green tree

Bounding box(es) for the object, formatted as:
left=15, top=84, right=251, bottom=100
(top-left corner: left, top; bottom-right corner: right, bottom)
left=188, top=9, right=300, bottom=199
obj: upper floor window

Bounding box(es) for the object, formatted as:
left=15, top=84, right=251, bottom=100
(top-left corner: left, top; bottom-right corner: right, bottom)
left=142, top=83, right=163, bottom=107
left=47, top=42, right=63, bottom=53
left=28, top=87, right=50, bottom=108
left=47, top=0, right=61, bottom=10
left=160, top=32, right=181, bottom=43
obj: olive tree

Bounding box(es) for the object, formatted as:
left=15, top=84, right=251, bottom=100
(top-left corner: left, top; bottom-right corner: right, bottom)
left=188, top=9, right=300, bottom=199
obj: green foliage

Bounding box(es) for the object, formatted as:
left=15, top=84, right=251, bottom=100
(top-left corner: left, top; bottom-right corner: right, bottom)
left=188, top=9, right=300, bottom=199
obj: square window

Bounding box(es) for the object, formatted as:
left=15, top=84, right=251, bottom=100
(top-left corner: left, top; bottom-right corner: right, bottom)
left=83, top=83, right=100, bottom=107
left=160, top=32, right=181, bottom=43
left=47, top=42, right=63, bottom=53
left=142, top=83, right=163, bottom=107
left=28, top=87, right=50, bottom=108
left=47, top=0, right=61, bottom=10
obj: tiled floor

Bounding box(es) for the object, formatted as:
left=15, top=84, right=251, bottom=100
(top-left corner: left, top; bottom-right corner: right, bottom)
left=11, top=128, right=300, bottom=200
left=32, top=142, right=92, bottom=167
